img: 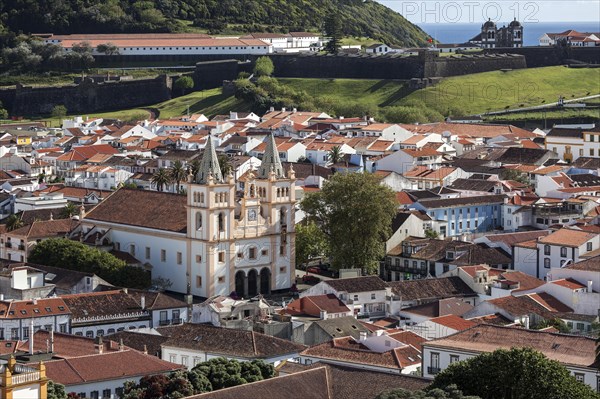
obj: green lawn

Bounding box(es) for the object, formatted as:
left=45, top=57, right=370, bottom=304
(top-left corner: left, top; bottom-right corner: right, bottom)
left=402, top=66, right=600, bottom=115
left=485, top=107, right=600, bottom=122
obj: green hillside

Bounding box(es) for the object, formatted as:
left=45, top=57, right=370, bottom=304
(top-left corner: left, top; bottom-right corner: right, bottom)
left=0, top=0, right=429, bottom=47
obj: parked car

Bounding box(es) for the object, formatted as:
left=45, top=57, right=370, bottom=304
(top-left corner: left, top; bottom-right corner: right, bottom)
left=302, top=275, right=320, bottom=284
left=306, top=266, right=321, bottom=274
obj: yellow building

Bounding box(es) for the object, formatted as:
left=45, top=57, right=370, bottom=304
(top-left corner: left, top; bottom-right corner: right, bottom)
left=0, top=357, right=48, bottom=399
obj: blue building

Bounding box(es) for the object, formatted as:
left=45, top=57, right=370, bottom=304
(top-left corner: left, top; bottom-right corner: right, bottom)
left=411, top=194, right=506, bottom=238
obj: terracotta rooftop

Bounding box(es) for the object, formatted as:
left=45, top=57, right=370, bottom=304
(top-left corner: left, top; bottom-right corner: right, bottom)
left=84, top=188, right=187, bottom=233
left=538, top=228, right=596, bottom=247
left=285, top=294, right=351, bottom=317
left=43, top=349, right=183, bottom=385
left=429, top=314, right=477, bottom=331
left=550, top=278, right=587, bottom=290
left=158, top=323, right=305, bottom=359
left=0, top=298, right=70, bottom=319
left=565, top=255, right=600, bottom=272
left=8, top=219, right=79, bottom=239
left=424, top=324, right=598, bottom=369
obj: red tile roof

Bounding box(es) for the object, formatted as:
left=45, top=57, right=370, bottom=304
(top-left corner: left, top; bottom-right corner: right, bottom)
left=429, top=314, right=477, bottom=331
left=0, top=298, right=70, bottom=319
left=550, top=278, right=587, bottom=290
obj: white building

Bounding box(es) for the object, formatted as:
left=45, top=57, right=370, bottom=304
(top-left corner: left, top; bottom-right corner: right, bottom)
left=77, top=135, right=296, bottom=298
left=64, top=165, right=133, bottom=190
left=0, top=297, right=71, bottom=339
left=422, top=324, right=600, bottom=391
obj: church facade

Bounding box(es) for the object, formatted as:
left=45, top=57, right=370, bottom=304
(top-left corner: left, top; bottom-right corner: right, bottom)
left=469, top=18, right=523, bottom=48
left=76, top=135, right=296, bottom=298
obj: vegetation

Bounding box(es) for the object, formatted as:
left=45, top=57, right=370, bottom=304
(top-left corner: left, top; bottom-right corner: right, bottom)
left=174, top=76, right=194, bottom=96
left=253, top=56, right=274, bottom=77
left=5, top=214, right=24, bottom=231
left=324, top=14, right=342, bottom=54
left=51, top=105, right=68, bottom=119
left=328, top=146, right=344, bottom=164
left=29, top=238, right=150, bottom=289
left=532, top=318, right=571, bottom=333
left=424, top=229, right=439, bottom=239
left=169, top=161, right=186, bottom=194
left=431, top=347, right=600, bottom=399
left=122, top=358, right=274, bottom=398
left=295, top=220, right=328, bottom=267
left=0, top=0, right=429, bottom=47
left=301, top=173, right=397, bottom=273
left=376, top=385, right=480, bottom=399
left=47, top=381, right=69, bottom=399
left=403, top=66, right=600, bottom=115
left=151, top=168, right=172, bottom=192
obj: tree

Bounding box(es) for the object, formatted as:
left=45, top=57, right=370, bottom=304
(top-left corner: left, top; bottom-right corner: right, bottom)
left=532, top=318, right=570, bottom=333
left=217, top=154, right=232, bottom=177
left=174, top=76, right=194, bottom=96
left=376, top=384, right=480, bottom=399
left=324, top=14, right=342, bottom=54
left=253, top=56, right=274, bottom=77
left=47, top=381, right=68, bottom=399
left=327, top=145, right=344, bottom=165
left=28, top=238, right=150, bottom=289
left=301, top=173, right=397, bottom=273
left=189, top=159, right=201, bottom=178
left=96, top=42, right=120, bottom=56
left=170, top=161, right=186, bottom=194
left=424, top=229, right=439, bottom=239
left=151, top=168, right=172, bottom=192
left=430, top=347, right=599, bottom=399
left=51, top=105, right=67, bottom=119
left=295, top=220, right=328, bottom=267
left=5, top=214, right=24, bottom=232
left=0, top=107, right=8, bottom=119
left=60, top=202, right=77, bottom=219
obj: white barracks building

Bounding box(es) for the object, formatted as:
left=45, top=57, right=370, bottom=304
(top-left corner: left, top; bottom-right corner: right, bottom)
left=74, top=135, right=295, bottom=298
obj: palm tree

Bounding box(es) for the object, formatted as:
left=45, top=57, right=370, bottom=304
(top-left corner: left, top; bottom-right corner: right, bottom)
left=5, top=214, right=24, bottom=232
left=328, top=146, right=344, bottom=165
left=218, top=154, right=233, bottom=176
left=151, top=168, right=172, bottom=192
left=61, top=202, right=77, bottom=219
left=189, top=159, right=201, bottom=179
left=170, top=160, right=186, bottom=194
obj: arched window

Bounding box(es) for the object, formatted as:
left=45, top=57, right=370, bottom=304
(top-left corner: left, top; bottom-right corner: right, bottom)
left=280, top=207, right=287, bottom=225
left=250, top=184, right=256, bottom=198
left=196, top=212, right=202, bottom=230
left=218, top=213, right=225, bottom=232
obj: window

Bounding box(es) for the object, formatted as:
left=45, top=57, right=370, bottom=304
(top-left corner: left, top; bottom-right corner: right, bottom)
left=196, top=255, right=202, bottom=263
left=544, top=258, right=551, bottom=268
left=177, top=252, right=182, bottom=265
left=431, top=352, right=440, bottom=368
left=97, top=329, right=104, bottom=336
left=170, top=354, right=177, bottom=363
left=587, top=242, right=593, bottom=251
left=249, top=247, right=257, bottom=260
left=576, top=322, right=585, bottom=331
left=196, top=276, right=202, bottom=287
left=129, top=244, right=135, bottom=256
left=560, top=247, right=567, bottom=257
left=102, top=389, right=111, bottom=399
left=280, top=266, right=286, bottom=273
left=22, top=327, right=29, bottom=339
left=59, top=323, right=67, bottom=333
left=146, top=247, right=151, bottom=259
left=161, top=249, right=166, bottom=262
left=353, top=294, right=359, bottom=301
left=443, top=264, right=450, bottom=273
left=371, top=293, right=376, bottom=300
left=194, top=357, right=201, bottom=366
left=181, top=356, right=189, bottom=367
left=591, top=148, right=595, bottom=156
left=574, top=373, right=585, bottom=383
left=79, top=393, right=86, bottom=398
left=218, top=251, right=225, bottom=263
left=218, top=276, right=225, bottom=283
left=544, top=245, right=551, bottom=255
left=196, top=212, right=202, bottom=230
left=115, top=388, right=124, bottom=398
left=450, top=355, right=460, bottom=363
left=262, top=249, right=268, bottom=256
left=218, top=212, right=225, bottom=232
left=86, top=331, right=94, bottom=338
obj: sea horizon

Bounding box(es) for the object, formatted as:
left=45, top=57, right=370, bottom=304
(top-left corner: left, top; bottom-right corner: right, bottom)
left=418, top=21, right=600, bottom=46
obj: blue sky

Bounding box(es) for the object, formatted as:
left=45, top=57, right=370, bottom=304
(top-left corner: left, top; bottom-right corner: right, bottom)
left=377, top=1, right=600, bottom=24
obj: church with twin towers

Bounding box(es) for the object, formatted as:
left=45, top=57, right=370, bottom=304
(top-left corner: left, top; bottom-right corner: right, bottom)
left=79, top=135, right=296, bottom=298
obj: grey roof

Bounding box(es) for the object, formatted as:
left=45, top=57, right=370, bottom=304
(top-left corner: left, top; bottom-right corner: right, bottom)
left=571, top=157, right=600, bottom=169
left=417, top=194, right=506, bottom=209
left=257, top=134, right=285, bottom=179
left=325, top=276, right=389, bottom=293
left=570, top=173, right=600, bottom=187
left=388, top=277, right=477, bottom=301
left=449, top=178, right=498, bottom=192
left=310, top=316, right=371, bottom=341
left=196, top=136, right=223, bottom=184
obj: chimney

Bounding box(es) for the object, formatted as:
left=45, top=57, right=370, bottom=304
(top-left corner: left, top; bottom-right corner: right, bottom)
left=143, top=344, right=148, bottom=355
left=29, top=319, right=34, bottom=355
left=319, top=310, right=327, bottom=319
left=95, top=335, right=104, bottom=354
left=1, top=293, right=5, bottom=301
left=281, top=107, right=286, bottom=112
left=140, top=295, right=146, bottom=310
left=523, top=315, right=530, bottom=329
left=119, top=338, right=125, bottom=351
left=587, top=280, right=593, bottom=293
left=123, top=288, right=128, bottom=294
left=269, top=107, right=274, bottom=112
left=359, top=331, right=367, bottom=342
left=33, top=298, right=37, bottom=305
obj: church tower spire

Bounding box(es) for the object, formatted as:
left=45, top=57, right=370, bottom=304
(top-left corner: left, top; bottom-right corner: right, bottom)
left=196, top=136, right=223, bottom=184
left=257, top=134, right=284, bottom=179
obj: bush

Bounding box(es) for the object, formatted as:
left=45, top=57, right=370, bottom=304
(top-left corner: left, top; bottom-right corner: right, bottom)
left=51, top=105, right=67, bottom=118
left=174, top=76, right=194, bottom=95
left=253, top=56, right=274, bottom=77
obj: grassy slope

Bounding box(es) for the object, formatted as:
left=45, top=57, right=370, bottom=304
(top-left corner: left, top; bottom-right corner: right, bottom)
left=402, top=66, right=600, bottom=114
left=34, top=66, right=600, bottom=125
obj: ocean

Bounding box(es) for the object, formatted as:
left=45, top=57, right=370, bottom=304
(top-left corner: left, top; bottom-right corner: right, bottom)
left=418, top=21, right=600, bottom=46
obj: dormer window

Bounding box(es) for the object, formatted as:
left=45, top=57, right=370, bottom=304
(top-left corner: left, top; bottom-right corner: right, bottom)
left=447, top=251, right=454, bottom=260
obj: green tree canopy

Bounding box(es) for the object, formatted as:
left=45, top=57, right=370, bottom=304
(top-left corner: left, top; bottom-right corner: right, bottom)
left=295, top=220, right=328, bottom=266
left=253, top=56, right=274, bottom=77
left=151, top=168, right=172, bottom=192
left=174, top=76, right=194, bottom=95
left=170, top=160, right=186, bottom=194
left=96, top=42, right=120, bottom=55
left=48, top=381, right=68, bottom=399
left=376, top=384, right=480, bottom=399
left=28, top=238, right=150, bottom=288
left=430, top=347, right=599, bottom=399
left=301, top=172, right=397, bottom=273
left=324, top=14, right=342, bottom=54
left=51, top=105, right=67, bottom=119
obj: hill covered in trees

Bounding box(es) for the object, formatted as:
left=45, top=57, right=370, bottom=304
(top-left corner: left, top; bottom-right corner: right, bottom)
left=0, top=0, right=430, bottom=47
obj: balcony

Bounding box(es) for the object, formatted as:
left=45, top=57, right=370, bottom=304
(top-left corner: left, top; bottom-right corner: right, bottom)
left=171, top=317, right=182, bottom=325
left=428, top=366, right=441, bottom=375
left=159, top=319, right=171, bottom=326
left=5, top=242, right=11, bottom=248
left=18, top=245, right=25, bottom=251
